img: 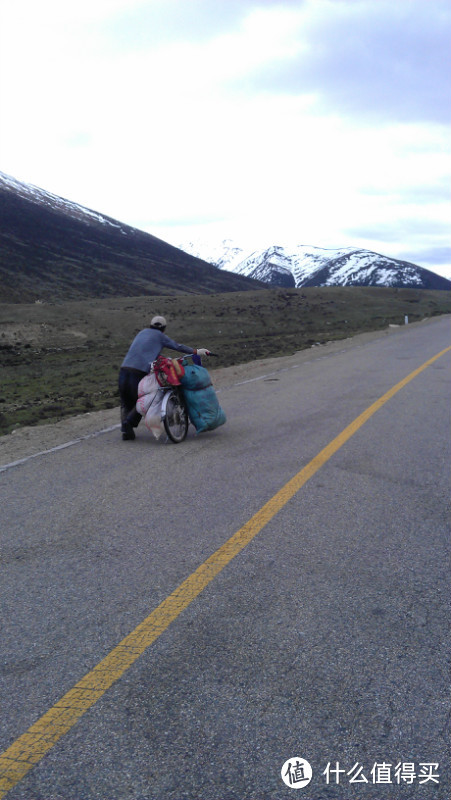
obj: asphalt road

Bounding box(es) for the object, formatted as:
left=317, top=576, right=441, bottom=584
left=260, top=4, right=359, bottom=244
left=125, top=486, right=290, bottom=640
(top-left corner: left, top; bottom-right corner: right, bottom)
left=1, top=316, right=450, bottom=800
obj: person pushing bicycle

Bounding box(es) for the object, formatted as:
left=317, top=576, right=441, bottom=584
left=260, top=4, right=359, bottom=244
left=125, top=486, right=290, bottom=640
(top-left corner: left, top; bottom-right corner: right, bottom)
left=118, top=315, right=210, bottom=440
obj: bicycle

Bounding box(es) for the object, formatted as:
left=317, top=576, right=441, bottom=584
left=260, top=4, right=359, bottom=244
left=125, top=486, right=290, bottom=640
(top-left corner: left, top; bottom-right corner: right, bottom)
left=156, top=353, right=217, bottom=443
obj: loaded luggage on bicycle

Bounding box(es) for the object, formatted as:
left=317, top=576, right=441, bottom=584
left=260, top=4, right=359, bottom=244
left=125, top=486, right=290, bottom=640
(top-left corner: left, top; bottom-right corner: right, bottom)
left=136, top=354, right=226, bottom=443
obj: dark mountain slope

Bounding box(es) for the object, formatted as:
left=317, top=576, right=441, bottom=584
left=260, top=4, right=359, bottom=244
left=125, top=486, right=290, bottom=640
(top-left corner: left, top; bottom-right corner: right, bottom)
left=0, top=174, right=264, bottom=302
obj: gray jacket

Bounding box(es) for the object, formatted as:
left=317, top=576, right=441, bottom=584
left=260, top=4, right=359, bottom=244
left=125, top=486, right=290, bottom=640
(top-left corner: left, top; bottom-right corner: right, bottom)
left=121, top=328, right=195, bottom=373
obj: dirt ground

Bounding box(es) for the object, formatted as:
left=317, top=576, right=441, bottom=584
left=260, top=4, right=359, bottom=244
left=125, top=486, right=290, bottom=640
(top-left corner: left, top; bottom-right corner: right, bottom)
left=0, top=323, right=427, bottom=468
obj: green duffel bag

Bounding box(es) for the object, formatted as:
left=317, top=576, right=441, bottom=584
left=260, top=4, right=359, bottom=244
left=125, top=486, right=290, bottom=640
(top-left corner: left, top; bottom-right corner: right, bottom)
left=180, top=363, right=226, bottom=433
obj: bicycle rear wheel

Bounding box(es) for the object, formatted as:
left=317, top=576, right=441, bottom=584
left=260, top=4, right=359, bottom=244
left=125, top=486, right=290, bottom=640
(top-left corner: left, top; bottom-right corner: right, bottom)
left=163, top=390, right=189, bottom=443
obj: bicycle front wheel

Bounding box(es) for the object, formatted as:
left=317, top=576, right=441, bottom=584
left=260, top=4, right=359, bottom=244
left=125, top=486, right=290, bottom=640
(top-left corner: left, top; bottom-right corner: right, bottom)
left=163, top=391, right=189, bottom=443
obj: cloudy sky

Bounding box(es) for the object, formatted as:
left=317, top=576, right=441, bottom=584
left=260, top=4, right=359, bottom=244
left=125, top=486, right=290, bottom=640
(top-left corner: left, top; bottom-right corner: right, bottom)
left=1, top=0, right=450, bottom=276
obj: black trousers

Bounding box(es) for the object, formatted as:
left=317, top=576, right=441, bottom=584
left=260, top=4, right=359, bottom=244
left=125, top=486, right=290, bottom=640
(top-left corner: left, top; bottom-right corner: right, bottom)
left=118, top=368, right=147, bottom=429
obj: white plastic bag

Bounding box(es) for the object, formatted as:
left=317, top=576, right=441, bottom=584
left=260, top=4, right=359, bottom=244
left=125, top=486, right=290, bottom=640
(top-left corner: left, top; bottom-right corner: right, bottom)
left=137, top=373, right=164, bottom=439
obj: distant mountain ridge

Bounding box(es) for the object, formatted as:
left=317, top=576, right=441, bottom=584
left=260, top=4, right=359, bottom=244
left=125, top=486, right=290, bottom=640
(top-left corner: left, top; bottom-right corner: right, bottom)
left=0, top=174, right=263, bottom=303
left=183, top=239, right=451, bottom=291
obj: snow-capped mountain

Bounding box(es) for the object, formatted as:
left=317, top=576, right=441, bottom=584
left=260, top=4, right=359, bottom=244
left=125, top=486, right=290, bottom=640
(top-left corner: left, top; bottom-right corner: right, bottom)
left=182, top=239, right=451, bottom=291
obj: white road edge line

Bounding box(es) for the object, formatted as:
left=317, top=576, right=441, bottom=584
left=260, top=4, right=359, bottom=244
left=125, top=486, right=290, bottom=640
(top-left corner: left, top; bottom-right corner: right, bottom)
left=0, top=425, right=120, bottom=474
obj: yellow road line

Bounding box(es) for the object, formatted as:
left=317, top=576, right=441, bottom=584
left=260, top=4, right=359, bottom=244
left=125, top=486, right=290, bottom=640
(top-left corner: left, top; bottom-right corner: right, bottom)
left=1, top=345, right=450, bottom=797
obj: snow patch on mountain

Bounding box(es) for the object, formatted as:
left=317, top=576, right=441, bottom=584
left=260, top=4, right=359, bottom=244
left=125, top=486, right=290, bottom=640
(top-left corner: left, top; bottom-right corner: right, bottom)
left=231, top=246, right=296, bottom=287
left=0, top=171, right=124, bottom=230
left=181, top=238, right=245, bottom=270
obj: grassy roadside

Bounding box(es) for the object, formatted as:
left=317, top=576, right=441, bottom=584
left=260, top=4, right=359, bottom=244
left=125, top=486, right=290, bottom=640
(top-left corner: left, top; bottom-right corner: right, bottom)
left=1, top=286, right=450, bottom=435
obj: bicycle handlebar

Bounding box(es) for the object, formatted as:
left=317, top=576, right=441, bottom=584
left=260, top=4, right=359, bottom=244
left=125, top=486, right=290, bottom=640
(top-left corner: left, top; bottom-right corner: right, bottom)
left=174, top=352, right=219, bottom=362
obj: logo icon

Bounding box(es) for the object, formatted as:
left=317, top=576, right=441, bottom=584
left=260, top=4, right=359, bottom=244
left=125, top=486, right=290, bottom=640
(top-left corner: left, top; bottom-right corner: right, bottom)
left=281, top=757, right=313, bottom=789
